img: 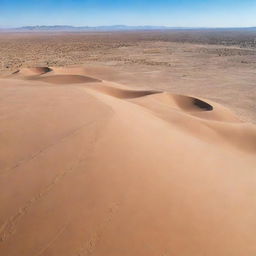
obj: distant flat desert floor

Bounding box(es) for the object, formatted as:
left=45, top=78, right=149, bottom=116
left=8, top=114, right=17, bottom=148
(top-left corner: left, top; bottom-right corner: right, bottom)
left=0, top=30, right=256, bottom=122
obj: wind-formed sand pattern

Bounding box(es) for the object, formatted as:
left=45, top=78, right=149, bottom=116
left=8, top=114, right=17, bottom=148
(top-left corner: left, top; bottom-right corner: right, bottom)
left=0, top=66, right=256, bottom=255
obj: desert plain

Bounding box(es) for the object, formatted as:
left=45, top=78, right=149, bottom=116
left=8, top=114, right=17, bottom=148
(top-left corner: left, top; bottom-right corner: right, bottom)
left=0, top=30, right=256, bottom=255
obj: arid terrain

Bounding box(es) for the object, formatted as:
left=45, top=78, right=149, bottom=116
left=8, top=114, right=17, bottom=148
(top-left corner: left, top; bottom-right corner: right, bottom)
left=0, top=30, right=256, bottom=256
left=0, top=30, right=256, bottom=122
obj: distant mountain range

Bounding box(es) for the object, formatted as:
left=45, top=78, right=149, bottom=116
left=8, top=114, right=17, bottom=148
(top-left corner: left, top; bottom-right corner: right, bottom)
left=1, top=25, right=256, bottom=32
left=3, top=25, right=169, bottom=31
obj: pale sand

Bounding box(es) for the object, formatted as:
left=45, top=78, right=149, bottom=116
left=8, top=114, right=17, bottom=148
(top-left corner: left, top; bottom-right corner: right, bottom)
left=0, top=66, right=256, bottom=255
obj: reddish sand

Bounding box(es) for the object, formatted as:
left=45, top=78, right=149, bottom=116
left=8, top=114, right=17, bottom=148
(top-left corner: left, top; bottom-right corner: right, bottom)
left=0, top=66, right=256, bottom=256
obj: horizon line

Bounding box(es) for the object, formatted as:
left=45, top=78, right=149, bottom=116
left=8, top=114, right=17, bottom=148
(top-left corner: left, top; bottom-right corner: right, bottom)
left=1, top=24, right=256, bottom=29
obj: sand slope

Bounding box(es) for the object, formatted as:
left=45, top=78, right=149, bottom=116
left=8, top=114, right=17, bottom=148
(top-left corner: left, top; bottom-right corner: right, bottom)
left=0, top=67, right=256, bottom=256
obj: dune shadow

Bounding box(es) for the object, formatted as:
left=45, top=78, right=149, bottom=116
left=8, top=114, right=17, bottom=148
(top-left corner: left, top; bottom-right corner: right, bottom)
left=172, top=94, right=214, bottom=112
left=193, top=98, right=213, bottom=111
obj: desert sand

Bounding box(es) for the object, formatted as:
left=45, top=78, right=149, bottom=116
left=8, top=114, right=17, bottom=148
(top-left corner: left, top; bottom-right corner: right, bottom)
left=0, top=65, right=256, bottom=255
left=1, top=31, right=256, bottom=123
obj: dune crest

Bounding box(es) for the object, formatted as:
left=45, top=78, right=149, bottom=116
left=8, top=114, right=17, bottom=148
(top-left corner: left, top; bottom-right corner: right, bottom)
left=0, top=66, right=255, bottom=256
left=91, top=84, right=161, bottom=98
left=12, top=67, right=53, bottom=76
left=33, top=74, right=101, bottom=84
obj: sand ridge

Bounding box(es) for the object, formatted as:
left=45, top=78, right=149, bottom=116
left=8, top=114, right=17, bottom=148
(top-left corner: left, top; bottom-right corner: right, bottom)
left=0, top=66, right=256, bottom=256
left=12, top=67, right=53, bottom=76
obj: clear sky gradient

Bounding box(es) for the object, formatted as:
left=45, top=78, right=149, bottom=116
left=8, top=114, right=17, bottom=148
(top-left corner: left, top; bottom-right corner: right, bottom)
left=1, top=0, right=255, bottom=28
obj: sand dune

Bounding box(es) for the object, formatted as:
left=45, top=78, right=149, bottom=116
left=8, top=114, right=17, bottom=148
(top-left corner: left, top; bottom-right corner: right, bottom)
left=34, top=74, right=101, bottom=84
left=91, top=84, right=160, bottom=99
left=0, top=66, right=256, bottom=256
left=13, top=67, right=53, bottom=76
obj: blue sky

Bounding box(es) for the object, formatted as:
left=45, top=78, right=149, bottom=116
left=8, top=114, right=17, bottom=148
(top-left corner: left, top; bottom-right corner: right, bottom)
left=0, top=0, right=255, bottom=27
